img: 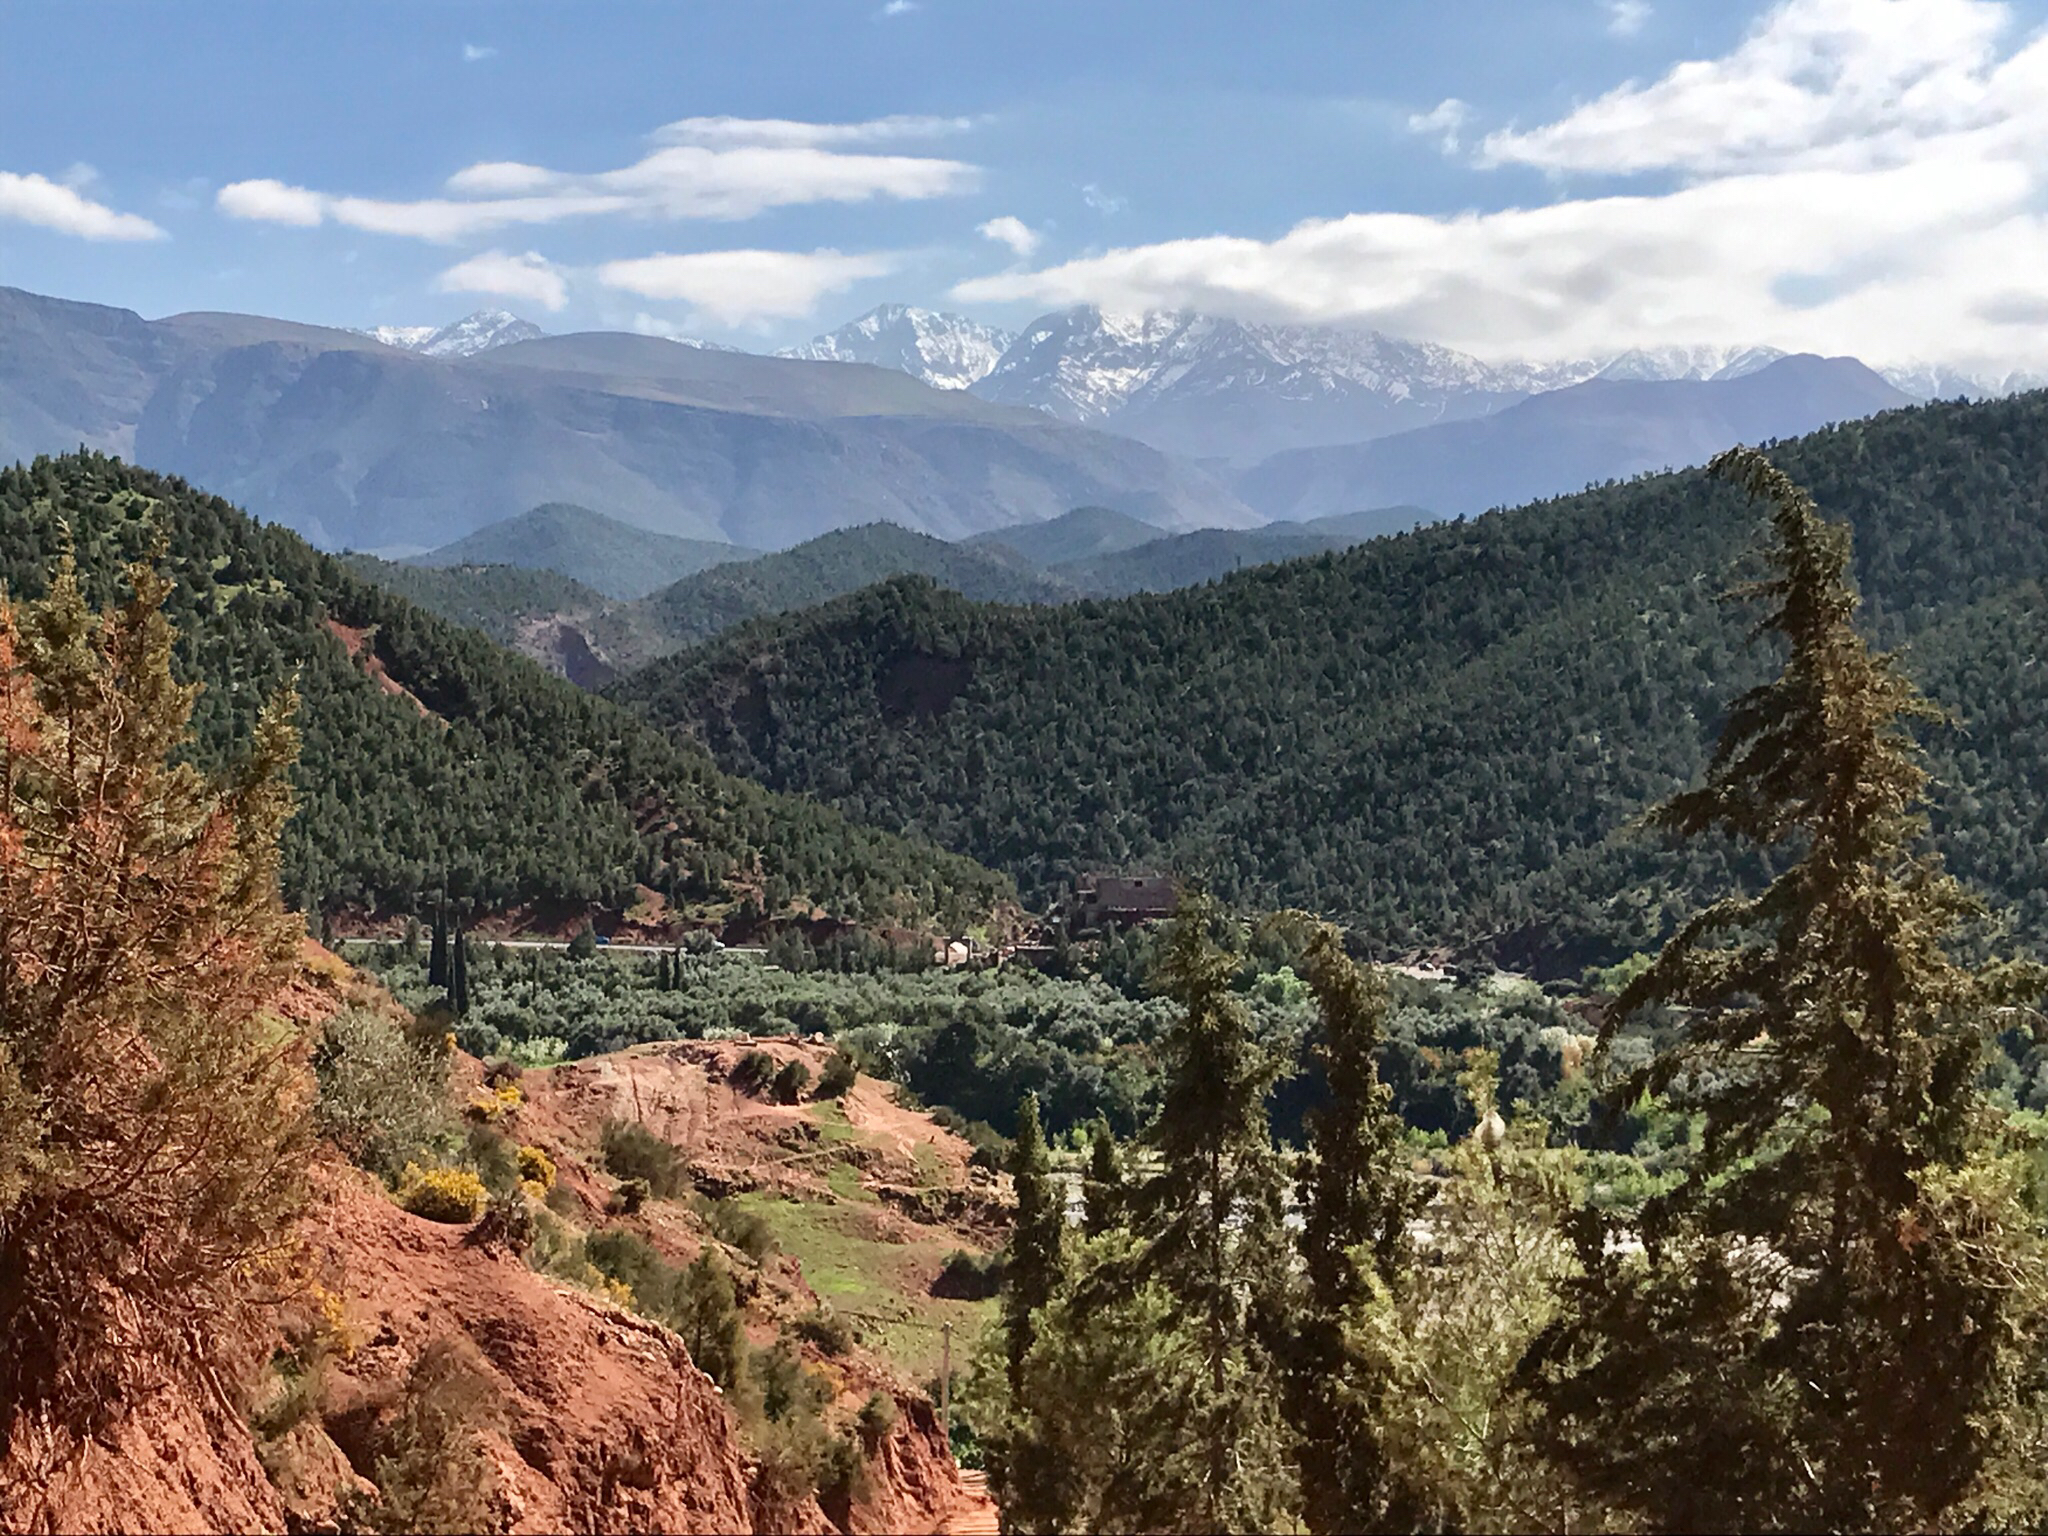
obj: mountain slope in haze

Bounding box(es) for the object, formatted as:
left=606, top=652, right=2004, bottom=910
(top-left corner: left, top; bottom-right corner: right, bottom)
left=779, top=304, right=1015, bottom=391
left=1239, top=354, right=1916, bottom=524
left=966, top=505, right=1167, bottom=566
left=405, top=502, right=760, bottom=599
left=637, top=522, right=1075, bottom=651
left=611, top=390, right=2048, bottom=972
left=1050, top=523, right=1360, bottom=597
left=1, top=452, right=1010, bottom=929
left=0, top=284, right=1257, bottom=554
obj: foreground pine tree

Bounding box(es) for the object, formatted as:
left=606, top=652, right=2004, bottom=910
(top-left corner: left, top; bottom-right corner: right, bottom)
left=1283, top=918, right=1426, bottom=1534
left=1135, top=891, right=1298, bottom=1530
left=0, top=545, right=310, bottom=1466
left=1523, top=449, right=2048, bottom=1531
left=1003, top=1091, right=1064, bottom=1388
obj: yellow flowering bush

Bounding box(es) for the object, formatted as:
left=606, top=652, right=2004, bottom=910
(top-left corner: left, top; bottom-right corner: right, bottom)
left=517, top=1145, right=556, bottom=1189
left=396, top=1163, right=488, bottom=1223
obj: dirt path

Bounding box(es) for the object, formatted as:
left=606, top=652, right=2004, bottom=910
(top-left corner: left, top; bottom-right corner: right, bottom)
left=941, top=1470, right=999, bottom=1535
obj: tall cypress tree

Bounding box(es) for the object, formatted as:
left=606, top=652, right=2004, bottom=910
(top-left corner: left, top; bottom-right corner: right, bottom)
left=1003, top=1091, right=1063, bottom=1389
left=1135, top=889, right=1297, bottom=1530
left=450, top=921, right=469, bottom=1017
left=427, top=902, right=449, bottom=991
left=1080, top=1117, right=1124, bottom=1238
left=1286, top=919, right=1425, bottom=1534
left=1524, top=449, right=2048, bottom=1532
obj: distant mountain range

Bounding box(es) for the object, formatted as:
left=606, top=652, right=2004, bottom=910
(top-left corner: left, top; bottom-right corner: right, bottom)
left=3, top=280, right=2024, bottom=576
left=351, top=502, right=1427, bottom=684
left=0, top=285, right=1253, bottom=553
left=777, top=304, right=1014, bottom=391
left=1238, top=354, right=1915, bottom=524
left=406, top=502, right=759, bottom=600
left=356, top=309, right=548, bottom=358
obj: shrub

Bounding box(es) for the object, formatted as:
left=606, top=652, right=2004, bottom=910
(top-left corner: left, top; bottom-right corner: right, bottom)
left=816, top=1050, right=859, bottom=1100
left=674, top=1250, right=746, bottom=1391
left=796, top=1306, right=856, bottom=1357
left=704, top=1196, right=777, bottom=1263
left=516, top=1145, right=556, bottom=1191
left=856, top=1391, right=898, bottom=1444
left=470, top=1187, right=539, bottom=1254
left=734, top=1051, right=779, bottom=1096
left=482, top=1058, right=524, bottom=1090
left=463, top=1124, right=521, bottom=1198
left=933, top=1248, right=1006, bottom=1300
left=773, top=1060, right=813, bottom=1105
left=356, top=1334, right=501, bottom=1535
left=314, top=1008, right=458, bottom=1180
left=611, top=1177, right=650, bottom=1216
left=599, top=1118, right=690, bottom=1199
left=396, top=1164, right=489, bottom=1224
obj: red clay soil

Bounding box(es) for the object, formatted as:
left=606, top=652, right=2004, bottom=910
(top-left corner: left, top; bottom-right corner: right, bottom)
left=518, top=1037, right=982, bottom=1203
left=0, top=958, right=985, bottom=1535
left=323, top=619, right=433, bottom=719
left=295, top=1164, right=787, bottom=1536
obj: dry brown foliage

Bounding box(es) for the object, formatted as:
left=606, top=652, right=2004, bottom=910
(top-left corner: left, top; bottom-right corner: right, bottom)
left=0, top=546, right=312, bottom=1463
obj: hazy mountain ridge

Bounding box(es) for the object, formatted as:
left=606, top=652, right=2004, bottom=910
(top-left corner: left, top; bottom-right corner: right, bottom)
left=0, top=284, right=1257, bottom=553
left=405, top=503, right=759, bottom=599
left=1239, top=354, right=1915, bottom=524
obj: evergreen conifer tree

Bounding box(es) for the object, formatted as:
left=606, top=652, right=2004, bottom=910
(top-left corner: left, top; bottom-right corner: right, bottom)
left=427, top=903, right=449, bottom=991
left=1285, top=918, right=1426, bottom=1533
left=1523, top=449, right=2048, bottom=1532
left=450, top=922, right=469, bottom=1017
left=0, top=545, right=311, bottom=1468
left=1081, top=1117, right=1124, bottom=1238
left=1004, top=1091, right=1063, bottom=1389
left=1131, top=890, right=1298, bottom=1530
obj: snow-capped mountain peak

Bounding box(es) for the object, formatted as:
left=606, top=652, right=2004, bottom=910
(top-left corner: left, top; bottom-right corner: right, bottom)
left=779, top=305, right=1016, bottom=391
left=357, top=310, right=546, bottom=359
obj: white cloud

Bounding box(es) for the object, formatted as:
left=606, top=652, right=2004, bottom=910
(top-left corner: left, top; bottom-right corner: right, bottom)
left=880, top=1, right=918, bottom=15
left=462, top=43, right=496, bottom=62
left=58, top=162, right=99, bottom=189
left=651, top=114, right=974, bottom=149
left=953, top=0, right=2048, bottom=376
left=1607, top=0, right=1652, bottom=37
left=434, top=249, right=568, bottom=310
left=215, top=116, right=977, bottom=242
left=1480, top=0, right=2012, bottom=175
left=216, top=178, right=330, bottom=227
left=978, top=215, right=1041, bottom=258
left=597, top=247, right=898, bottom=327
left=1407, top=98, right=1470, bottom=153
left=0, top=170, right=164, bottom=241
left=1081, top=182, right=1127, bottom=215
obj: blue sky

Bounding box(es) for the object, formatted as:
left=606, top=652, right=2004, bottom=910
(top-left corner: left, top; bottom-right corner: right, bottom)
left=5, top=0, right=2047, bottom=372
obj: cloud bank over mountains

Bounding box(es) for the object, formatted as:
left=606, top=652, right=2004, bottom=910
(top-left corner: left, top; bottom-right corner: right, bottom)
left=953, top=0, right=2048, bottom=375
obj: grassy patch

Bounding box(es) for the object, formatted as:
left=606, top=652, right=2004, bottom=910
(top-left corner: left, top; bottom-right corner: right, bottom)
left=808, top=1099, right=860, bottom=1144
left=731, top=1192, right=995, bottom=1382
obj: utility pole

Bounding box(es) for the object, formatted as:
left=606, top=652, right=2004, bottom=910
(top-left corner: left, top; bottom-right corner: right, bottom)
left=940, top=1320, right=953, bottom=1452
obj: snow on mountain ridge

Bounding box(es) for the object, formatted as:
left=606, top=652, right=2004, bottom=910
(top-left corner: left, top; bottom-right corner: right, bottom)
left=355, top=310, right=546, bottom=359
left=780, top=305, right=1016, bottom=391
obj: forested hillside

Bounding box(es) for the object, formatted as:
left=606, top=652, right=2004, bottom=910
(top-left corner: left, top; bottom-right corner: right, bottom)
left=0, top=454, right=1010, bottom=928
left=614, top=391, right=2048, bottom=970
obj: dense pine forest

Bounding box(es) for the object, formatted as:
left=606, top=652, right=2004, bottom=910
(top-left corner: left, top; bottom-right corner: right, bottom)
left=0, top=454, right=1011, bottom=928
left=614, top=391, right=2048, bottom=971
